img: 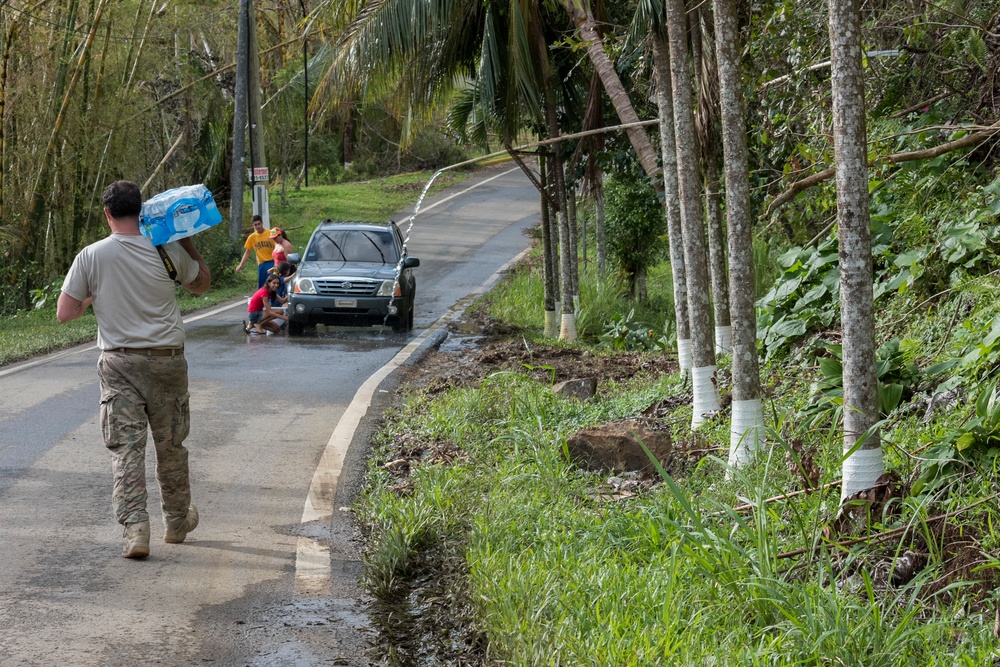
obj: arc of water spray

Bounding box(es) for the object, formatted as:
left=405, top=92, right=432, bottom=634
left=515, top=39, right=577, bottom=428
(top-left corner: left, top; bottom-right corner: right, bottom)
left=380, top=118, right=662, bottom=330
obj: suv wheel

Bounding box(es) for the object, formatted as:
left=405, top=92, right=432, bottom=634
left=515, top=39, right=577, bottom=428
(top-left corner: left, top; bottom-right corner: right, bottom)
left=288, top=320, right=305, bottom=336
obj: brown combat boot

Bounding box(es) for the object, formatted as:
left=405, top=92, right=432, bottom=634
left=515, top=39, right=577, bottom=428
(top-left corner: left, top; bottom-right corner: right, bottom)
left=122, top=520, right=150, bottom=559
left=164, top=504, right=199, bottom=544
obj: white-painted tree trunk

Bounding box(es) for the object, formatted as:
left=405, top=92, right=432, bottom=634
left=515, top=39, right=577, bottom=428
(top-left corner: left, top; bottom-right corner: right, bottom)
left=713, top=0, right=765, bottom=464
left=665, top=0, right=719, bottom=425
left=715, top=325, right=732, bottom=355
left=539, top=155, right=559, bottom=339
left=691, top=365, right=720, bottom=429
left=651, top=30, right=691, bottom=369
left=828, top=0, right=883, bottom=498
left=677, top=337, right=692, bottom=372
left=729, top=398, right=764, bottom=467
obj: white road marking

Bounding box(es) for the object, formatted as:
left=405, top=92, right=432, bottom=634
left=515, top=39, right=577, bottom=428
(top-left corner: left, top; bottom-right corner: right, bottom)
left=399, top=167, right=518, bottom=220
left=0, top=301, right=246, bottom=379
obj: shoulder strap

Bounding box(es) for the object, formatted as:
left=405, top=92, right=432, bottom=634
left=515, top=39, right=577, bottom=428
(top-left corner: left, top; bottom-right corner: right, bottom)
left=155, top=244, right=182, bottom=285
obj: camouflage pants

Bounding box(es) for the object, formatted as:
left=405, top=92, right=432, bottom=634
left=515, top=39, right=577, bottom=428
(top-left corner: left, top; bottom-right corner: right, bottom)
left=98, top=351, right=191, bottom=527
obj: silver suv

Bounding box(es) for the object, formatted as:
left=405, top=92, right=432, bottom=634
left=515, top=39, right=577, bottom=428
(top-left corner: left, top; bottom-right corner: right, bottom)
left=286, top=220, right=419, bottom=334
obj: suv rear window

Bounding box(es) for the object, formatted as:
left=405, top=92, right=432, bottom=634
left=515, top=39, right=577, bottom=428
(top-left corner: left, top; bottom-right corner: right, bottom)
left=305, top=229, right=399, bottom=264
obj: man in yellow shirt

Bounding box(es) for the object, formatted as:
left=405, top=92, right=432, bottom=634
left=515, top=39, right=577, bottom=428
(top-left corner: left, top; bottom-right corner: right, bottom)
left=235, top=215, right=275, bottom=288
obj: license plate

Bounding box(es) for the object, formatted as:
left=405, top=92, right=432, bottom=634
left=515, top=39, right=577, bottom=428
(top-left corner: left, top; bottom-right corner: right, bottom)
left=334, top=299, right=357, bottom=309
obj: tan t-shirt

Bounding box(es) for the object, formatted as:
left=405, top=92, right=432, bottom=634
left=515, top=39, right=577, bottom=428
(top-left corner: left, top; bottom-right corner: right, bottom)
left=62, top=235, right=199, bottom=350
left=244, top=230, right=275, bottom=264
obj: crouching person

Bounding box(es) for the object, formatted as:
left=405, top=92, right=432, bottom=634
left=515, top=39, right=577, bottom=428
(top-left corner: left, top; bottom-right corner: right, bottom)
left=244, top=274, right=287, bottom=334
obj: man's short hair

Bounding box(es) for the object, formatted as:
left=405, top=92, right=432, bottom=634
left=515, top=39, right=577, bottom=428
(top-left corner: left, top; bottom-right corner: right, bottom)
left=102, top=180, right=142, bottom=218
left=252, top=214, right=263, bottom=223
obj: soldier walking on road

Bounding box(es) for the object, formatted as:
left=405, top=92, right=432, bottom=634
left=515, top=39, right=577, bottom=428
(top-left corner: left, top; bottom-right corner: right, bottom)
left=57, top=180, right=211, bottom=559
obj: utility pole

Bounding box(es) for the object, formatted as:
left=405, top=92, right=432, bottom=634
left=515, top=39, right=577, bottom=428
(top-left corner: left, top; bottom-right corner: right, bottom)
left=229, top=0, right=249, bottom=240
left=303, top=37, right=308, bottom=188
left=246, top=0, right=270, bottom=226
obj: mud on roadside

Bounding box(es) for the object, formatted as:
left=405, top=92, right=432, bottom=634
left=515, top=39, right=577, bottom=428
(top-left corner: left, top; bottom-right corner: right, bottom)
left=362, top=314, right=682, bottom=665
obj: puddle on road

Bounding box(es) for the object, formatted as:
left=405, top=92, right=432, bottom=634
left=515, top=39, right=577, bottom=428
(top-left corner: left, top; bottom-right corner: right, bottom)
left=246, top=595, right=374, bottom=667
left=437, top=331, right=484, bottom=354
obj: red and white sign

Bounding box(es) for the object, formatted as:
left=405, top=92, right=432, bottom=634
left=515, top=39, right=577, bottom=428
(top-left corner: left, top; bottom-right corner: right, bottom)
left=248, top=167, right=269, bottom=182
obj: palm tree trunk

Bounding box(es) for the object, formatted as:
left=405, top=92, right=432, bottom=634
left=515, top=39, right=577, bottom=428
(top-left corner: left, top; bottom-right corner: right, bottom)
left=705, top=150, right=731, bottom=353
left=567, top=178, right=580, bottom=304
left=595, top=166, right=606, bottom=280
left=712, top=0, right=764, bottom=465
left=828, top=0, right=882, bottom=499
left=534, top=14, right=576, bottom=341
left=666, top=0, right=719, bottom=428
left=539, top=155, right=559, bottom=337
left=651, top=29, right=692, bottom=371
left=563, top=2, right=662, bottom=187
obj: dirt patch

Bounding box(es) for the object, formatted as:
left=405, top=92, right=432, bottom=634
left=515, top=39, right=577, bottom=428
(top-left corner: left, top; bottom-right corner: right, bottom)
left=402, top=322, right=678, bottom=397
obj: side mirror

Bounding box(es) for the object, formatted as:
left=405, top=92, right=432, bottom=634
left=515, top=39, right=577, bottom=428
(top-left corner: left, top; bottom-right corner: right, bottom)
left=402, top=257, right=420, bottom=269
left=287, top=253, right=301, bottom=265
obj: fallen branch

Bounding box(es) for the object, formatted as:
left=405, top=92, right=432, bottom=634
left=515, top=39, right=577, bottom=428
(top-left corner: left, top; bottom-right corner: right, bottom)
left=714, top=480, right=842, bottom=517
left=775, top=491, right=1000, bottom=560
left=890, top=91, right=956, bottom=119
left=764, top=119, right=1000, bottom=218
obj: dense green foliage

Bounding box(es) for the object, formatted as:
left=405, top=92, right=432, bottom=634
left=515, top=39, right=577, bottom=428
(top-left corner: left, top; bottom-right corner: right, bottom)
left=603, top=175, right=668, bottom=299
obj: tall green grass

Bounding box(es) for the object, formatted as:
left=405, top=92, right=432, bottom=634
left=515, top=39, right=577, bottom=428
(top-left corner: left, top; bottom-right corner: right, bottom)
left=482, top=253, right=676, bottom=342
left=358, top=365, right=996, bottom=664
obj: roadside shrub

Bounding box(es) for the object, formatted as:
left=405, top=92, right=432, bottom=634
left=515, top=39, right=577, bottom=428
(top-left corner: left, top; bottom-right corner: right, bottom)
left=603, top=174, right=667, bottom=300
left=192, top=222, right=243, bottom=287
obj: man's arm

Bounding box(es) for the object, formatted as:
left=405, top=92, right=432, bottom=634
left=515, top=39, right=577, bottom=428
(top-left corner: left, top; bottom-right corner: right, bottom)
left=56, top=292, right=92, bottom=323
left=178, top=237, right=211, bottom=295
left=235, top=246, right=252, bottom=271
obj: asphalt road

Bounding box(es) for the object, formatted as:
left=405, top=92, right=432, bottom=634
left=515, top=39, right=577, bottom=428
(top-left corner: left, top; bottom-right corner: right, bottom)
left=0, top=166, right=538, bottom=666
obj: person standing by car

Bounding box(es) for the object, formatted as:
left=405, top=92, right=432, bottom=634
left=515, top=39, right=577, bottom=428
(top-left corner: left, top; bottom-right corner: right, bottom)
left=56, top=179, right=210, bottom=559
left=235, top=214, right=275, bottom=288
left=269, top=227, right=293, bottom=265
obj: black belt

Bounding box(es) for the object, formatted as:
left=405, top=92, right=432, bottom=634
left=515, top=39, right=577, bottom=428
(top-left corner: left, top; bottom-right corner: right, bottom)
left=107, top=347, right=184, bottom=357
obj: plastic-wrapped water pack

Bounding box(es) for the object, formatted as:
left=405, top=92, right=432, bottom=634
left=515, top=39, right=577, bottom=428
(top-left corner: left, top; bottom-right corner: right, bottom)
left=140, top=184, right=222, bottom=246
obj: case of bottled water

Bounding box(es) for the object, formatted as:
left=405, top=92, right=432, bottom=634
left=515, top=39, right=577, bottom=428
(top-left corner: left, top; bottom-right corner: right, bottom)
left=140, top=184, right=223, bottom=246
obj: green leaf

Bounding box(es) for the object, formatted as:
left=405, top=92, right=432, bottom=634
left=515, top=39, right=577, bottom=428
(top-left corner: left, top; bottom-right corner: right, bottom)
left=984, top=177, right=1000, bottom=215
left=879, top=383, right=904, bottom=414
left=818, top=356, right=843, bottom=381
left=956, top=432, right=977, bottom=452
left=793, top=284, right=828, bottom=311
left=924, top=359, right=959, bottom=376
left=976, top=382, right=997, bottom=420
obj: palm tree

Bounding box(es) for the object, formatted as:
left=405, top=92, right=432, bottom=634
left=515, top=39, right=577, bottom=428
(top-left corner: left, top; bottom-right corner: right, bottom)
left=650, top=29, right=692, bottom=371
left=693, top=9, right=732, bottom=356
left=665, top=0, right=720, bottom=428
left=712, top=0, right=764, bottom=465
left=324, top=0, right=590, bottom=340
left=828, top=0, right=883, bottom=498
